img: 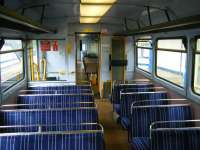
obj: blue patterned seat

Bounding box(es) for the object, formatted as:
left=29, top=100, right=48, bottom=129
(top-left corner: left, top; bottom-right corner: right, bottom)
left=112, top=84, right=154, bottom=115
left=19, top=89, right=92, bottom=94
left=112, top=83, right=154, bottom=104
left=151, top=120, right=199, bottom=150
left=120, top=91, right=168, bottom=129
left=120, top=87, right=164, bottom=93
left=113, top=104, right=121, bottom=115
left=0, top=108, right=98, bottom=126
left=127, top=100, right=169, bottom=142
left=17, top=94, right=94, bottom=106
left=131, top=137, right=150, bottom=150
left=29, top=85, right=91, bottom=91
left=1, top=102, right=95, bottom=109
left=0, top=124, right=104, bottom=150
left=129, top=104, right=192, bottom=150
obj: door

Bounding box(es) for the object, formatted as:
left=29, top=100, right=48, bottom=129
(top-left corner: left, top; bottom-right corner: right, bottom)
left=75, top=33, right=100, bottom=97
left=111, top=37, right=126, bottom=84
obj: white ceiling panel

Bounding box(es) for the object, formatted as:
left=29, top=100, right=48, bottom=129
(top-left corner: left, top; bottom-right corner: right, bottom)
left=2, top=0, right=200, bottom=30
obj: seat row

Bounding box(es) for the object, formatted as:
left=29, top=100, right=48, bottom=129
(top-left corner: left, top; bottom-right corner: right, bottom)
left=0, top=84, right=104, bottom=150
left=111, top=79, right=200, bottom=150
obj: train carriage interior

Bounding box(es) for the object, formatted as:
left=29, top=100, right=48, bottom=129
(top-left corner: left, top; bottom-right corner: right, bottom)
left=1, top=0, right=200, bottom=149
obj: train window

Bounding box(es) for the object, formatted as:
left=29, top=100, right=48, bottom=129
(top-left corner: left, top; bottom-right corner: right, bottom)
left=193, top=38, right=200, bottom=94
left=136, top=39, right=152, bottom=73
left=32, top=40, right=38, bottom=64
left=157, top=39, right=186, bottom=51
left=1, top=40, right=22, bottom=51
left=156, top=38, right=186, bottom=87
left=0, top=39, right=24, bottom=92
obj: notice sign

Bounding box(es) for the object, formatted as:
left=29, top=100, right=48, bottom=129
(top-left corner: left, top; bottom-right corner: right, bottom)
left=53, top=40, right=58, bottom=51
left=41, top=41, right=51, bottom=51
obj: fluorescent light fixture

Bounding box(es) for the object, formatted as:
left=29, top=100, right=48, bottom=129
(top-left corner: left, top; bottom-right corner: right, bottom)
left=80, top=17, right=101, bottom=23
left=80, top=4, right=111, bottom=17
left=81, top=0, right=117, bottom=4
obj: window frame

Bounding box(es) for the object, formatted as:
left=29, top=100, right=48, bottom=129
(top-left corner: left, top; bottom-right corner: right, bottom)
left=135, top=39, right=153, bottom=74
left=0, top=38, right=25, bottom=92
left=155, top=37, right=187, bottom=88
left=192, top=36, right=200, bottom=96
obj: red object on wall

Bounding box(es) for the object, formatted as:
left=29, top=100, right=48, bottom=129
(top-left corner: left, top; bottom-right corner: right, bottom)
left=53, top=40, right=59, bottom=51
left=41, top=41, right=51, bottom=51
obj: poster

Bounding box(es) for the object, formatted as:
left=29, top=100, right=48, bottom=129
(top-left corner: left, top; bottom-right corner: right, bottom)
left=41, top=40, right=51, bottom=51
left=53, top=40, right=58, bottom=51
left=40, top=40, right=59, bottom=51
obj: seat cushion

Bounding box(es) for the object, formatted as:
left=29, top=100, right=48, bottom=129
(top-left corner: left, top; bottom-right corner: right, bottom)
left=131, top=137, right=150, bottom=150
left=114, top=104, right=121, bottom=115
left=120, top=117, right=130, bottom=129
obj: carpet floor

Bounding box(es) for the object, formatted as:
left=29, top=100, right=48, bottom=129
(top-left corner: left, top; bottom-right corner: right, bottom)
left=95, top=100, right=130, bottom=150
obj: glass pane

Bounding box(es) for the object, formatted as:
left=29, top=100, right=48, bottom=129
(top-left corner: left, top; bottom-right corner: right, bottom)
left=156, top=50, right=186, bottom=87
left=157, top=39, right=186, bottom=51
left=137, top=48, right=152, bottom=72
left=32, top=40, right=38, bottom=64
left=136, top=40, right=152, bottom=48
left=194, top=54, right=200, bottom=94
left=197, top=39, right=200, bottom=52
left=1, top=40, right=22, bottom=51
left=0, top=51, right=24, bottom=91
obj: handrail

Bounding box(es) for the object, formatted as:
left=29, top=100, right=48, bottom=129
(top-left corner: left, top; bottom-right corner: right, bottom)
left=0, top=123, right=104, bottom=136
left=40, top=58, right=47, bottom=80
left=150, top=120, right=200, bottom=131
left=18, top=93, right=94, bottom=96
left=120, top=91, right=167, bottom=95
left=33, top=63, right=40, bottom=81
left=115, top=15, right=200, bottom=36
left=29, top=47, right=34, bottom=81
left=0, top=5, right=52, bottom=33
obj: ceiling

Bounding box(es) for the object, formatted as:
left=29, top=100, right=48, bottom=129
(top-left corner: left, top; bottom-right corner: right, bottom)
left=3, top=0, right=200, bottom=31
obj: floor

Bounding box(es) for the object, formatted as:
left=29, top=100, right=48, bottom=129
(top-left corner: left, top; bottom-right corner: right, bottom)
left=95, top=99, right=130, bottom=150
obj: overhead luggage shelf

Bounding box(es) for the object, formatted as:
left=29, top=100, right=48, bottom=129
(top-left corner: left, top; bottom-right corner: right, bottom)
left=116, top=15, right=200, bottom=36
left=0, top=5, right=52, bottom=33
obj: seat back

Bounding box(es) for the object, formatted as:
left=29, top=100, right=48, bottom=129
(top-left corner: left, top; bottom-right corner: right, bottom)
left=120, top=91, right=168, bottom=124
left=1, top=102, right=95, bottom=109
left=113, top=87, right=159, bottom=116
left=29, top=85, right=91, bottom=91
left=0, top=108, right=98, bottom=126
left=17, top=94, right=94, bottom=105
left=130, top=104, right=192, bottom=139
left=0, top=124, right=104, bottom=150
left=19, top=89, right=92, bottom=94
left=112, top=83, right=154, bottom=104
left=120, top=87, right=164, bottom=93
left=151, top=120, right=199, bottom=150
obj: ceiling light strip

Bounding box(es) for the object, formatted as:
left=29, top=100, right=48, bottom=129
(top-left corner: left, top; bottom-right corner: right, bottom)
left=80, top=0, right=116, bottom=23
left=80, top=4, right=112, bottom=17
left=80, top=17, right=101, bottom=23
left=81, top=0, right=117, bottom=4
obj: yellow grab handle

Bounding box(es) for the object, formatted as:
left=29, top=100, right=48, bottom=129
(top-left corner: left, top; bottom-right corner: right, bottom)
left=29, top=48, right=35, bottom=81
left=40, top=58, right=47, bottom=80
left=33, top=63, right=40, bottom=81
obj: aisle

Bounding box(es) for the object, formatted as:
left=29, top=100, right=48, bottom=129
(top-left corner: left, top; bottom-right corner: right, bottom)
left=95, top=100, right=130, bottom=150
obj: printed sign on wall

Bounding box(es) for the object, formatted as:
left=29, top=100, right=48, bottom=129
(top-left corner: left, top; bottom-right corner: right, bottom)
left=53, top=40, right=59, bottom=51
left=40, top=40, right=59, bottom=51
left=41, top=41, right=51, bottom=51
